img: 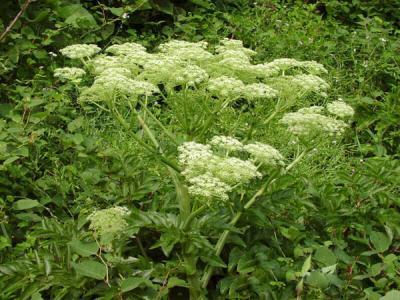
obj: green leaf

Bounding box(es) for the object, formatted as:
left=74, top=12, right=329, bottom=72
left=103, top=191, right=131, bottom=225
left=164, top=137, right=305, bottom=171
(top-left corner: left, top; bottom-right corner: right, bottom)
left=167, top=277, right=188, bottom=288
left=13, top=199, right=41, bottom=210
left=314, top=247, right=337, bottom=266
left=189, top=0, right=211, bottom=8
left=109, top=7, right=124, bottom=16
left=120, top=277, right=153, bottom=292
left=237, top=255, right=256, bottom=274
left=151, top=0, right=174, bottom=15
left=68, top=240, right=99, bottom=257
left=306, top=271, right=329, bottom=289
left=72, top=260, right=106, bottom=280
left=57, top=5, right=98, bottom=29
left=381, top=290, right=400, bottom=300
left=200, top=254, right=227, bottom=268
left=301, top=255, right=312, bottom=277
left=370, top=231, right=391, bottom=252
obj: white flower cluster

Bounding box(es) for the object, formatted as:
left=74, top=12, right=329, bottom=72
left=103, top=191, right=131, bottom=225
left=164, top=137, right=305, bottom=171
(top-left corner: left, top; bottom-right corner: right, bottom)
left=215, top=38, right=256, bottom=57
left=210, top=136, right=243, bottom=151
left=172, top=65, right=209, bottom=87
left=81, top=73, right=159, bottom=102
left=88, top=206, right=130, bottom=236
left=54, top=67, right=86, bottom=82
left=265, top=58, right=327, bottom=75
left=207, top=77, right=277, bottom=100
left=297, top=106, right=325, bottom=114
left=178, top=140, right=261, bottom=201
left=60, top=44, right=100, bottom=59
left=327, top=100, right=355, bottom=118
left=280, top=109, right=349, bottom=137
left=290, top=74, right=330, bottom=97
left=56, top=38, right=331, bottom=110
left=178, top=137, right=285, bottom=202
left=158, top=40, right=212, bottom=62
left=244, top=142, right=284, bottom=166
left=243, top=83, right=278, bottom=100
left=89, top=56, right=126, bottom=74
left=106, top=42, right=146, bottom=56
left=207, top=76, right=245, bottom=99
left=188, top=173, right=232, bottom=201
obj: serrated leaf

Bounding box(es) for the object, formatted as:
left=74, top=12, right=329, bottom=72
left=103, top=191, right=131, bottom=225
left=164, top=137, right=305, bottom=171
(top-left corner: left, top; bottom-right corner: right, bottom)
left=370, top=231, right=391, bottom=252
left=68, top=240, right=99, bottom=257
left=13, top=199, right=41, bottom=210
left=72, top=260, right=106, bottom=280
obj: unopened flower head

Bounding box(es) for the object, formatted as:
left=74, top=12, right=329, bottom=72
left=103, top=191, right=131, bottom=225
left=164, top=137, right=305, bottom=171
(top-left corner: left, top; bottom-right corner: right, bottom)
left=243, top=83, right=278, bottom=100
left=188, top=173, right=231, bottom=201
left=54, top=67, right=86, bottom=82
left=244, top=142, right=284, bottom=166
left=210, top=136, right=243, bottom=152
left=327, top=100, right=354, bottom=118
left=59, top=44, right=100, bottom=59
left=88, top=206, right=130, bottom=236
left=207, top=76, right=245, bottom=99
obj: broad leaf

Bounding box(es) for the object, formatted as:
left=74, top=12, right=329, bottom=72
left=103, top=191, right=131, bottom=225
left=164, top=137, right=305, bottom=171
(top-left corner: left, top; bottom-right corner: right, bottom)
left=72, top=260, right=106, bottom=280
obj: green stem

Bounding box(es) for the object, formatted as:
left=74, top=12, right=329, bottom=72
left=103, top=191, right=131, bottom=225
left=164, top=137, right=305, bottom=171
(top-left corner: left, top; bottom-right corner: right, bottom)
left=201, top=150, right=308, bottom=288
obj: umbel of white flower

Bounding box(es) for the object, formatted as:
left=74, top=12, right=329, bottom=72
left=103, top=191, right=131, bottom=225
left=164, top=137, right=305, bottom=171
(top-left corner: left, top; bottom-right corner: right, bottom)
left=54, top=67, right=86, bottom=82
left=327, top=100, right=355, bottom=118
left=280, top=100, right=354, bottom=136
left=59, top=44, right=100, bottom=59
left=178, top=137, right=284, bottom=202
left=88, top=206, right=130, bottom=237
left=56, top=39, right=331, bottom=104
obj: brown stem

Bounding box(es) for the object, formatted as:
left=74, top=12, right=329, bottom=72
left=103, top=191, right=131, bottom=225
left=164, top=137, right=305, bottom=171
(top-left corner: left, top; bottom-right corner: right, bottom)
left=0, top=0, right=33, bottom=43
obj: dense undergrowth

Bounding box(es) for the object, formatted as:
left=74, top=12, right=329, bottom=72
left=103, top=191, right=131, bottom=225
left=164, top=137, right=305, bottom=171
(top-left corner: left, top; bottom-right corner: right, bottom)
left=0, top=1, right=399, bottom=299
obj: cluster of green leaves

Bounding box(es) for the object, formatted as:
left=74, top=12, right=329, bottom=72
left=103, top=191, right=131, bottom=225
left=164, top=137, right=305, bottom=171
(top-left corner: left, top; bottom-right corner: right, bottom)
left=0, top=0, right=399, bottom=299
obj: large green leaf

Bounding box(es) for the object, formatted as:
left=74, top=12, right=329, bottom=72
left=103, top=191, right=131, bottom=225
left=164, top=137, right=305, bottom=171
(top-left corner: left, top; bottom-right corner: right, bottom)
left=120, top=277, right=153, bottom=292
left=370, top=231, right=391, bottom=253
left=13, top=199, right=41, bottom=210
left=314, top=247, right=337, bottom=266
left=72, top=260, right=106, bottom=280
left=68, top=240, right=99, bottom=257
left=381, top=290, right=400, bottom=300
